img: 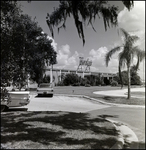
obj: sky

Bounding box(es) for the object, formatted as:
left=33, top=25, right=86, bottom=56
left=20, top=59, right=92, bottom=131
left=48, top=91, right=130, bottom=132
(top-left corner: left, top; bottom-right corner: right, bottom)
left=18, top=1, right=145, bottom=81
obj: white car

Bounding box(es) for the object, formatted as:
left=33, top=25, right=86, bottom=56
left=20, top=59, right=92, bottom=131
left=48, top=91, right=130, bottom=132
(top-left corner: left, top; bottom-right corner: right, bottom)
left=8, top=91, right=30, bottom=107
left=1, top=87, right=30, bottom=112
left=37, top=83, right=53, bottom=97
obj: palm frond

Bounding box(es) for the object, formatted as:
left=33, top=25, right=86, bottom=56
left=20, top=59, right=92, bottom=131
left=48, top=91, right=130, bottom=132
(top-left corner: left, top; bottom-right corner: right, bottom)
left=46, top=1, right=134, bottom=46
left=128, top=35, right=139, bottom=48
left=105, top=46, right=121, bottom=67
left=119, top=28, right=139, bottom=51
left=132, top=47, right=145, bottom=70
left=119, top=28, right=130, bottom=41
left=46, top=1, right=71, bottom=38
left=118, top=51, right=127, bottom=69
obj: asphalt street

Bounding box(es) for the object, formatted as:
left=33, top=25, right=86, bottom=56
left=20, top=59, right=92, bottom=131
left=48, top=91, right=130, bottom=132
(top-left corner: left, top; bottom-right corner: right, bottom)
left=87, top=106, right=145, bottom=142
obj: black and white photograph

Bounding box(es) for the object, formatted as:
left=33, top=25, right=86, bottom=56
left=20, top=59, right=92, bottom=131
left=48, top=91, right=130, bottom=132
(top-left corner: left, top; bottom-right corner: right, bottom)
left=1, top=1, right=145, bottom=149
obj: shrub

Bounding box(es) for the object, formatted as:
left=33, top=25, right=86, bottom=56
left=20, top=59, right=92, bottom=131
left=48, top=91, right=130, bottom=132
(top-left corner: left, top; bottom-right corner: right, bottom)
left=63, top=74, right=79, bottom=86
left=57, top=81, right=64, bottom=86
left=85, top=84, right=91, bottom=87
left=72, top=83, right=80, bottom=86
left=111, top=80, right=118, bottom=86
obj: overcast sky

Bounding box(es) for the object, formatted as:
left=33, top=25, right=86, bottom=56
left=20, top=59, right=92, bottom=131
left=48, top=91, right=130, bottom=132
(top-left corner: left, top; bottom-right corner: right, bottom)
left=18, top=1, right=145, bottom=81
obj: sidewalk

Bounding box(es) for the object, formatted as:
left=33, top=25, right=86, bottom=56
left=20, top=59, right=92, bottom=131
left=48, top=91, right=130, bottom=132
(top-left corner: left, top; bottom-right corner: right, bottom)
left=93, top=87, right=145, bottom=98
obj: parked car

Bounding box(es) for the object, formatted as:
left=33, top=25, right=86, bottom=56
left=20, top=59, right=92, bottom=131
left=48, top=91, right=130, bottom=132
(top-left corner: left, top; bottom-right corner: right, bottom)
left=1, top=86, right=30, bottom=112
left=8, top=91, right=30, bottom=107
left=37, top=83, right=53, bottom=97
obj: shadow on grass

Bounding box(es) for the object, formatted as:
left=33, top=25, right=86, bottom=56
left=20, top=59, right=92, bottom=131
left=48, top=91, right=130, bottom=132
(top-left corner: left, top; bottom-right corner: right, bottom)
left=1, top=111, right=118, bottom=149
left=123, top=139, right=145, bottom=149
left=98, top=114, right=118, bottom=119
left=102, top=96, right=145, bottom=105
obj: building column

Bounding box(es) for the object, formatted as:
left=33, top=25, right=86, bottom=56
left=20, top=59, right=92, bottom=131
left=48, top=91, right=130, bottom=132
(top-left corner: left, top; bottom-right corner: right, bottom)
left=82, top=72, right=84, bottom=78
left=60, top=70, right=62, bottom=82
left=50, top=65, right=53, bottom=83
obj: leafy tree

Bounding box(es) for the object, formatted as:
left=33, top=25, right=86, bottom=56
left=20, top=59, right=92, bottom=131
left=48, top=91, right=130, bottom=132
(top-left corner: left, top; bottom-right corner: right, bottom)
left=114, top=67, right=142, bottom=86
left=105, top=28, right=145, bottom=99
left=84, top=75, right=101, bottom=86
left=1, top=1, right=57, bottom=89
left=46, top=0, right=134, bottom=45
left=131, top=73, right=142, bottom=85
left=63, top=73, right=79, bottom=86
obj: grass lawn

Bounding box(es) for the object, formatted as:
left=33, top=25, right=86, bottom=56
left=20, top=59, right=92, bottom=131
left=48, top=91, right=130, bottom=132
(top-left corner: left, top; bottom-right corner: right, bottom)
left=1, top=111, right=118, bottom=149
left=53, top=86, right=145, bottom=105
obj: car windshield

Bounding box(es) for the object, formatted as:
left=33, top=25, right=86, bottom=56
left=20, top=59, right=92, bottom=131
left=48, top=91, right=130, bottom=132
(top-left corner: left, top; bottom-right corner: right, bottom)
left=39, top=84, right=51, bottom=88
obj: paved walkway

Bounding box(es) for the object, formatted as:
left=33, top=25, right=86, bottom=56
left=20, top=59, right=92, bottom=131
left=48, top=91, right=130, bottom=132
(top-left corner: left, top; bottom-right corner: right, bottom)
left=93, top=87, right=145, bottom=98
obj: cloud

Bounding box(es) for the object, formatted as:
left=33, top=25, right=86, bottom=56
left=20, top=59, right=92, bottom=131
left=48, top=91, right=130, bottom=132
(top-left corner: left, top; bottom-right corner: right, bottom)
left=54, top=44, right=79, bottom=70
left=117, top=1, right=145, bottom=80
left=88, top=47, right=119, bottom=73
left=118, top=1, right=145, bottom=31
left=59, top=44, right=70, bottom=55
left=47, top=35, right=58, bottom=51
left=118, top=1, right=145, bottom=49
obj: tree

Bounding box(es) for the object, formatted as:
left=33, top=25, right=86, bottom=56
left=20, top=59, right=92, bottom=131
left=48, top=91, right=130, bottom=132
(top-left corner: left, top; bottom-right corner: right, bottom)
left=46, top=0, right=134, bottom=45
left=1, top=1, right=57, bottom=89
left=84, top=75, right=101, bottom=86
left=114, top=66, right=142, bottom=86
left=130, top=65, right=142, bottom=85
left=105, top=28, right=145, bottom=99
left=1, top=1, right=22, bottom=86
left=63, top=73, right=79, bottom=86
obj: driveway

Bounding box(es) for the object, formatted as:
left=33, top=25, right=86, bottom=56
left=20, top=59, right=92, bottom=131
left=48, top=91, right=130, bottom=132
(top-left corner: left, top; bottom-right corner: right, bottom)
left=13, top=95, right=111, bottom=112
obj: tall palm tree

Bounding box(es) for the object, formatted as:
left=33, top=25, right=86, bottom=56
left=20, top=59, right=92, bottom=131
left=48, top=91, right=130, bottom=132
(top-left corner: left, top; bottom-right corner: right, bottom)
left=105, top=28, right=145, bottom=99
left=46, top=1, right=134, bottom=46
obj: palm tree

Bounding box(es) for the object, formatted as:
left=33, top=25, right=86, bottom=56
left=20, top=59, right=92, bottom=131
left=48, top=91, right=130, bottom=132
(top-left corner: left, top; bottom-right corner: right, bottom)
left=46, top=1, right=134, bottom=46
left=105, top=28, right=145, bottom=99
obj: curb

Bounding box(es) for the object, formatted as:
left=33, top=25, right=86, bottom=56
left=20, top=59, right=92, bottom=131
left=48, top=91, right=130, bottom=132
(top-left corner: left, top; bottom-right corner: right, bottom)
left=54, top=94, right=145, bottom=108
left=106, top=119, right=139, bottom=149
left=106, top=119, right=124, bottom=149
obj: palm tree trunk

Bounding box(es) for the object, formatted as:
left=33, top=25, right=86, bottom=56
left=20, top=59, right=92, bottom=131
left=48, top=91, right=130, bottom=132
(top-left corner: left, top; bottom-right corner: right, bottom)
left=118, top=65, right=123, bottom=89
left=127, top=65, right=131, bottom=99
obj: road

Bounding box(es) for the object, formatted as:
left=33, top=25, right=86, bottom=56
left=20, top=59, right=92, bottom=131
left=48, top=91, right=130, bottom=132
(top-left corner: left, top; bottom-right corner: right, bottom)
left=87, top=106, right=145, bottom=142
